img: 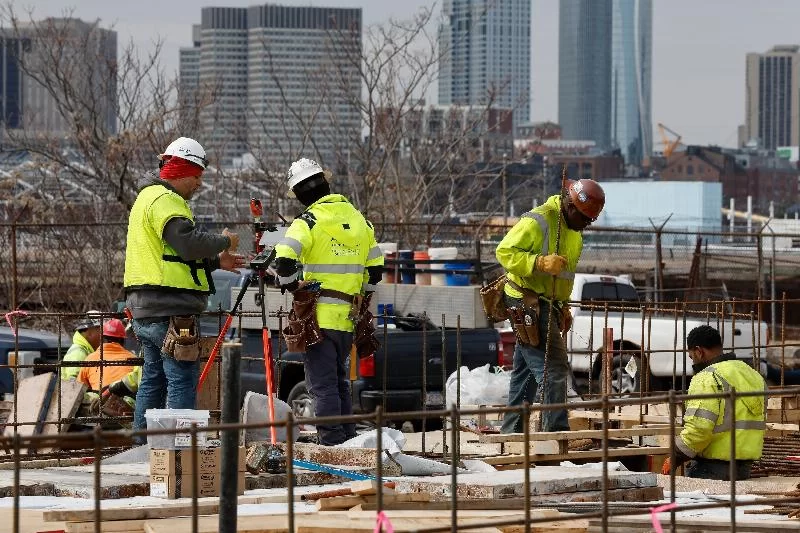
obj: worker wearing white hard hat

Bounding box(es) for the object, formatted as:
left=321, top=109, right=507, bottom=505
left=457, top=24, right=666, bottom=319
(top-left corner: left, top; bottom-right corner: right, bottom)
left=273, top=157, right=384, bottom=445
left=123, top=136, right=246, bottom=441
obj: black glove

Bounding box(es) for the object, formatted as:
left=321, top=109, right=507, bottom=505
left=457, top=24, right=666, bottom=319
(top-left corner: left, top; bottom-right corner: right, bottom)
left=107, top=379, right=132, bottom=397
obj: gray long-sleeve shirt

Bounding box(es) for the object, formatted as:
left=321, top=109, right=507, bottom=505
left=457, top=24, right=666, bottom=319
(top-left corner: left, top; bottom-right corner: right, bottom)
left=126, top=174, right=231, bottom=319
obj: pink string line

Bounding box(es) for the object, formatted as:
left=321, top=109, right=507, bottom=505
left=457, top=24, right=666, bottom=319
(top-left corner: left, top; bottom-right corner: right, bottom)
left=650, top=502, right=679, bottom=533
left=4, top=310, right=28, bottom=336
left=374, top=510, right=395, bottom=533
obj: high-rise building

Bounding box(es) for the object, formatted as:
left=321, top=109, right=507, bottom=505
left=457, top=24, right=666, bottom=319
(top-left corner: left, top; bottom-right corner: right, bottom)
left=0, top=18, right=117, bottom=136
left=558, top=0, right=652, bottom=166
left=180, top=5, right=362, bottom=167
left=742, top=45, right=800, bottom=151
left=438, top=0, right=531, bottom=133
left=610, top=0, right=652, bottom=166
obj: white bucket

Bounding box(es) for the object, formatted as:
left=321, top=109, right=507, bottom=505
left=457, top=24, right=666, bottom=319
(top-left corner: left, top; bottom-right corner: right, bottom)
left=428, top=247, right=458, bottom=286
left=378, top=243, right=398, bottom=283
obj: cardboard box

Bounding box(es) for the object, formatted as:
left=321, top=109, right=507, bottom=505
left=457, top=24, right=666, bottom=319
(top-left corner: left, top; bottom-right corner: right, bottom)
left=150, top=447, right=247, bottom=476
left=149, top=472, right=245, bottom=499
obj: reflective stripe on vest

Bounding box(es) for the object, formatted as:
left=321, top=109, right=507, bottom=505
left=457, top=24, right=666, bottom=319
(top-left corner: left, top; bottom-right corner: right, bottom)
left=703, top=365, right=768, bottom=434
left=280, top=237, right=304, bottom=256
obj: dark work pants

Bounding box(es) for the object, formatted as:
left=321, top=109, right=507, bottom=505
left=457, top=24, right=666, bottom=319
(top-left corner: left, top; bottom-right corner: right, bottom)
left=685, top=458, right=753, bottom=481
left=303, top=329, right=356, bottom=446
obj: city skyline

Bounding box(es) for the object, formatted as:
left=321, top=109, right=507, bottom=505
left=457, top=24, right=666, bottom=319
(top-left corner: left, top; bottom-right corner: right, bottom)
left=438, top=0, right=531, bottom=129
left=18, top=0, right=800, bottom=150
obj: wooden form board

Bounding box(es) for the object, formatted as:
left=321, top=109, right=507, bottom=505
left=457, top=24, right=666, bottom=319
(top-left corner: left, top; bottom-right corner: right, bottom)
left=568, top=410, right=681, bottom=424
left=587, top=515, right=800, bottom=532
left=481, top=445, right=671, bottom=465
left=478, top=426, right=677, bottom=443
left=141, top=510, right=575, bottom=533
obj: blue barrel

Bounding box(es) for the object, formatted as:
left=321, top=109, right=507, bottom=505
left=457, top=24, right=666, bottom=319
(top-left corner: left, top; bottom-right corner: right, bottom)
left=377, top=303, right=394, bottom=325
left=444, top=262, right=470, bottom=286
left=398, top=250, right=415, bottom=284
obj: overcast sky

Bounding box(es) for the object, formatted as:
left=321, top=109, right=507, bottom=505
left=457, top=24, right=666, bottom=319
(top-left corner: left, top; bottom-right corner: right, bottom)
left=20, top=0, right=800, bottom=148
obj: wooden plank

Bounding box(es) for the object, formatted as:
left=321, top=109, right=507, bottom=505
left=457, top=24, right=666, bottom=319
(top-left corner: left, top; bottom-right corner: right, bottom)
left=568, top=410, right=679, bottom=424
left=315, top=495, right=366, bottom=511
left=45, top=495, right=268, bottom=522
left=480, top=426, right=677, bottom=443
left=66, top=519, right=147, bottom=533
left=2, top=374, right=53, bottom=438
left=481, top=446, right=671, bottom=465
left=356, top=487, right=664, bottom=510
left=587, top=515, right=800, bottom=532
left=39, top=378, right=85, bottom=453
left=349, top=479, right=396, bottom=495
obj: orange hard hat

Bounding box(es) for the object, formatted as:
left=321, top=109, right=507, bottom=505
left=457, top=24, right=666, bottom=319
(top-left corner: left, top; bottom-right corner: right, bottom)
left=567, top=179, right=605, bottom=220
left=102, top=318, right=127, bottom=339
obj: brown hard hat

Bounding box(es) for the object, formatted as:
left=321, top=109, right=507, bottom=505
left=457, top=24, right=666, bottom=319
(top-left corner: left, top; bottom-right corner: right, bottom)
left=567, top=179, right=605, bottom=220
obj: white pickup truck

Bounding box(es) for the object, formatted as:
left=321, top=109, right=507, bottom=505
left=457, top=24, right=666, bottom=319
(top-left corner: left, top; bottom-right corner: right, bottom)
left=566, top=274, right=768, bottom=394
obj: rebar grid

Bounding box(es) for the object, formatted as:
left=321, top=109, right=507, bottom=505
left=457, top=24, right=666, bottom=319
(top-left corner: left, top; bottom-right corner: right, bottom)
left=2, top=385, right=800, bottom=533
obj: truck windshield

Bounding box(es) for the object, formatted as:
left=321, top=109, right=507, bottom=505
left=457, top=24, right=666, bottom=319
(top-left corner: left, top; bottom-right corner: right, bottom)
left=580, top=282, right=640, bottom=311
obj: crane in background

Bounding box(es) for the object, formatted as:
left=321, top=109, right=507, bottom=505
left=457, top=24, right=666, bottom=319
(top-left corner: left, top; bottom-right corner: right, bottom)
left=658, top=122, right=683, bottom=158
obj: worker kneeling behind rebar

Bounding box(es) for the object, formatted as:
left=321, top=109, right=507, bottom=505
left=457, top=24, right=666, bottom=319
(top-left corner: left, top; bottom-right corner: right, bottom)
left=663, top=325, right=766, bottom=481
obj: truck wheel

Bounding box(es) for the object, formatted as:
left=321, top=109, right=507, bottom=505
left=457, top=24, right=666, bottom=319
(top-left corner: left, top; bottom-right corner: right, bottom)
left=609, top=355, right=640, bottom=396
left=287, top=381, right=315, bottom=419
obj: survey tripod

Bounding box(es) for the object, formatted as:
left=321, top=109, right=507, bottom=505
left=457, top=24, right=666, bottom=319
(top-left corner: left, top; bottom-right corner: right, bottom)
left=197, top=198, right=287, bottom=473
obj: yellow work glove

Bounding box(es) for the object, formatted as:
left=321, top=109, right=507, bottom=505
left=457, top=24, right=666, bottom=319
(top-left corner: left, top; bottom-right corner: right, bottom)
left=535, top=254, right=568, bottom=276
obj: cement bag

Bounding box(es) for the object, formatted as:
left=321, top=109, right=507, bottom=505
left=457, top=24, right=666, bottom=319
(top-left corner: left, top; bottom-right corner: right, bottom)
left=241, top=391, right=298, bottom=445
left=337, top=427, right=406, bottom=456
left=445, top=364, right=510, bottom=406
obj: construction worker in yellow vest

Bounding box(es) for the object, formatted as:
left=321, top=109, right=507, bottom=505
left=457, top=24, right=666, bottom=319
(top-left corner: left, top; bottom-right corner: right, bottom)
left=274, top=158, right=383, bottom=446
left=664, top=325, right=766, bottom=480
left=123, top=137, right=245, bottom=441
left=497, top=179, right=605, bottom=433
left=61, top=310, right=103, bottom=381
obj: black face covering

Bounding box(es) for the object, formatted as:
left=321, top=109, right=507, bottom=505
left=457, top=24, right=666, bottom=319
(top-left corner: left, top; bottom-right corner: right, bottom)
left=293, top=174, right=330, bottom=206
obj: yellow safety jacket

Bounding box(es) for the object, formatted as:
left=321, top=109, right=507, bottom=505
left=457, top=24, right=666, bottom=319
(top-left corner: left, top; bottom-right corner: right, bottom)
left=274, top=194, right=383, bottom=332
left=496, top=194, right=582, bottom=303
left=124, top=184, right=212, bottom=294
left=61, top=331, right=95, bottom=381
left=677, top=355, right=766, bottom=461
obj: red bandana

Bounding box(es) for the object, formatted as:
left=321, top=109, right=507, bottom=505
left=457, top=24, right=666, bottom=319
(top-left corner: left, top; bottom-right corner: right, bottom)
left=159, top=156, right=204, bottom=180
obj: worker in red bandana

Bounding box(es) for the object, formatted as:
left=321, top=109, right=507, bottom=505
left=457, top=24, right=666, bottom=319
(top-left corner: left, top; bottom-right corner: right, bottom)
left=123, top=137, right=246, bottom=442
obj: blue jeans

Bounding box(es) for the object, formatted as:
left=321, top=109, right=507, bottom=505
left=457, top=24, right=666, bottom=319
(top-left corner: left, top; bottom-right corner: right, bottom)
left=501, top=297, right=570, bottom=433
left=132, top=319, right=200, bottom=439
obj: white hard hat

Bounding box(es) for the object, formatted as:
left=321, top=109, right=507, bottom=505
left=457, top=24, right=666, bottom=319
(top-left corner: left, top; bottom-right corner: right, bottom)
left=158, top=137, right=209, bottom=169
left=287, top=158, right=324, bottom=190
left=75, top=310, right=103, bottom=331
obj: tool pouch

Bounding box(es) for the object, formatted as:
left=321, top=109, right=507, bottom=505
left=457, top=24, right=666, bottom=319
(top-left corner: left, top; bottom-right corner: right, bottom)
left=282, top=289, right=324, bottom=353
left=162, top=316, right=212, bottom=361
left=480, top=275, right=510, bottom=323
left=509, top=300, right=540, bottom=347
left=353, top=292, right=380, bottom=358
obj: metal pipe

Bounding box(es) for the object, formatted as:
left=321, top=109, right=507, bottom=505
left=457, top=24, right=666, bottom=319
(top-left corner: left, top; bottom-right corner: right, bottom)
left=219, top=342, right=241, bottom=533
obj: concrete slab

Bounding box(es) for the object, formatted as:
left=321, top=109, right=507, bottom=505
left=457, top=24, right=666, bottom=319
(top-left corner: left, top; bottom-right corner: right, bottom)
left=0, top=467, right=149, bottom=499
left=393, top=465, right=657, bottom=500
left=102, top=443, right=150, bottom=465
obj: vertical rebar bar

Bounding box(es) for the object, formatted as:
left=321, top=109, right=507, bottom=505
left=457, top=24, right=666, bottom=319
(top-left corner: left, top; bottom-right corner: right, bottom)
left=12, top=433, right=20, bottom=533
left=450, top=406, right=458, bottom=533
left=588, top=304, right=594, bottom=396
left=382, top=310, right=388, bottom=413
left=455, top=315, right=462, bottom=464
left=729, top=386, right=737, bottom=532
left=219, top=342, right=241, bottom=533
left=781, top=293, right=787, bottom=389
left=93, top=426, right=102, bottom=533
left=440, top=313, right=446, bottom=461
left=672, top=301, right=679, bottom=391
left=681, top=302, right=687, bottom=392
left=421, top=314, right=429, bottom=457
left=668, top=389, right=677, bottom=533
left=522, top=401, right=531, bottom=533
left=191, top=423, right=199, bottom=533
left=601, top=393, right=609, bottom=532
left=376, top=406, right=383, bottom=513
left=287, top=411, right=295, bottom=533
